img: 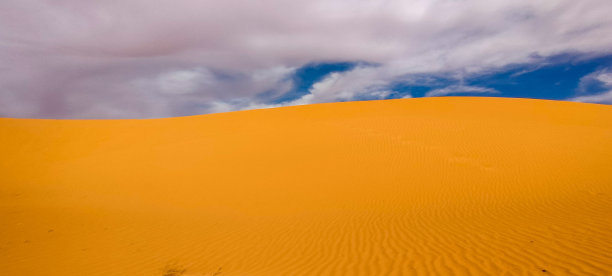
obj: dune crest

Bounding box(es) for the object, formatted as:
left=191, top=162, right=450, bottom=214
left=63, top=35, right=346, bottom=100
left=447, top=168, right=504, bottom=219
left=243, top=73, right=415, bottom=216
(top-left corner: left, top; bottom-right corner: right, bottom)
left=1, top=97, right=612, bottom=275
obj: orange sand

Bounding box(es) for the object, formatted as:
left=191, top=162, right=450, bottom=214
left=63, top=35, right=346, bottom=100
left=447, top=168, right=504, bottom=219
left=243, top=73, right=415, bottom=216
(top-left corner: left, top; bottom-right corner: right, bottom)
left=1, top=97, right=612, bottom=275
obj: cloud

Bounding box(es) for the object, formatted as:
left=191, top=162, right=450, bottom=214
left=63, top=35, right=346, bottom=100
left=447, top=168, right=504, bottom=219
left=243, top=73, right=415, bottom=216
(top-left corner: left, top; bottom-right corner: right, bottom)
left=569, top=91, right=612, bottom=104
left=155, top=69, right=213, bottom=95
left=568, top=69, right=612, bottom=104
left=1, top=0, right=612, bottom=118
left=425, top=85, right=499, bottom=97
left=270, top=68, right=396, bottom=107
left=576, top=68, right=612, bottom=93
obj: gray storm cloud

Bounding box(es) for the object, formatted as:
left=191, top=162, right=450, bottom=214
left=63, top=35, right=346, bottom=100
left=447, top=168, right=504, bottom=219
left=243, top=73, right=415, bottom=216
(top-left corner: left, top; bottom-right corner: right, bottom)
left=1, top=0, right=612, bottom=118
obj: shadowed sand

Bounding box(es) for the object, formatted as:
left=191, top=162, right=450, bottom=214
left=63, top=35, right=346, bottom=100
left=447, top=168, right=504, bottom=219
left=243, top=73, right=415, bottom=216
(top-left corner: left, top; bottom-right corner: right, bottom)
left=1, top=97, right=611, bottom=275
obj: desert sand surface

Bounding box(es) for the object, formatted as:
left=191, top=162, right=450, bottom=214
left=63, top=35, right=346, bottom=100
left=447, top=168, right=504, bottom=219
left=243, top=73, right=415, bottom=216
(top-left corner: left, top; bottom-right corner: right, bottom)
left=1, top=97, right=612, bottom=275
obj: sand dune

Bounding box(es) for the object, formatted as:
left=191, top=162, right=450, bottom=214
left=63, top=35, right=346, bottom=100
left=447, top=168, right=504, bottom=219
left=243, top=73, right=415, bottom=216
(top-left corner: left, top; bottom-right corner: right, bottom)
left=1, top=97, right=612, bottom=275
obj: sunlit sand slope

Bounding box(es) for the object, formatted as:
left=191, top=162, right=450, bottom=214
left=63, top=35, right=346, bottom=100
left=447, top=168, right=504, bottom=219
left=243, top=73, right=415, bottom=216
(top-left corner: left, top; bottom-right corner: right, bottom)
left=1, top=97, right=612, bottom=275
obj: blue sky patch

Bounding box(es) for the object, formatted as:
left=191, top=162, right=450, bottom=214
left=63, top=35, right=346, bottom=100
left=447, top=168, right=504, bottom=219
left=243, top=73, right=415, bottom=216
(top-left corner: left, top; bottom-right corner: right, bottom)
left=280, top=54, right=612, bottom=104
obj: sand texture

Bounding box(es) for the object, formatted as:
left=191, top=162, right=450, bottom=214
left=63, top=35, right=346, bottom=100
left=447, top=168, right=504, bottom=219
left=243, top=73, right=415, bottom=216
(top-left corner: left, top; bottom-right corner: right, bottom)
left=1, top=97, right=612, bottom=275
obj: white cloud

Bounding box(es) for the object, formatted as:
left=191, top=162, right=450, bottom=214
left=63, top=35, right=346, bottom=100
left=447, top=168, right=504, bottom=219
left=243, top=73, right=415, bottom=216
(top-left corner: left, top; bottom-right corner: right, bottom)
left=272, top=68, right=397, bottom=107
left=0, top=0, right=611, bottom=117
left=569, top=91, right=612, bottom=104
left=367, top=90, right=394, bottom=99
left=156, top=69, right=211, bottom=95
left=568, top=68, right=612, bottom=104
left=425, top=85, right=499, bottom=97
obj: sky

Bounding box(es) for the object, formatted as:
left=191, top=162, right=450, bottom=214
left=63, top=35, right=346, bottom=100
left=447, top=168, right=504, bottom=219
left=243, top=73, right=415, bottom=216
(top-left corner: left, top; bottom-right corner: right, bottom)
left=1, top=0, right=612, bottom=119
